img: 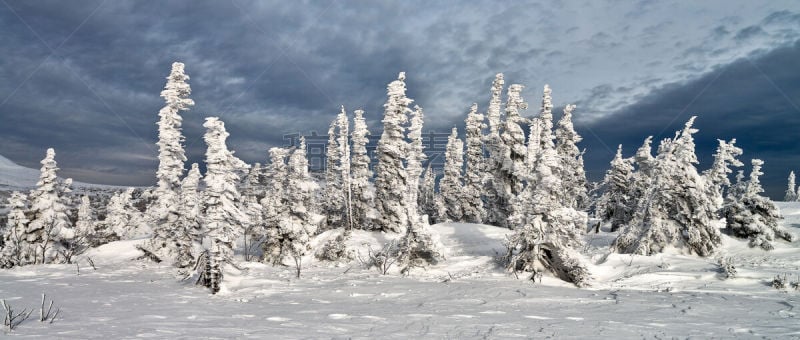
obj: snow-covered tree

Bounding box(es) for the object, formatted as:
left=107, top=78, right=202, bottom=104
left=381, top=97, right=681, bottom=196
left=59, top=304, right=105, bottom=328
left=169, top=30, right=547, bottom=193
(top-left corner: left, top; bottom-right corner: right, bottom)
left=597, top=145, right=634, bottom=232
left=374, top=72, right=412, bottom=233
left=723, top=159, right=795, bottom=250
left=483, top=73, right=506, bottom=226
left=506, top=138, right=589, bottom=286
left=201, top=117, right=250, bottom=294
left=74, top=195, right=94, bottom=246
left=107, top=188, right=147, bottom=240
left=260, top=147, right=290, bottom=264
left=350, top=109, right=375, bottom=230
left=175, top=163, right=203, bottom=267
left=437, top=127, right=465, bottom=222
left=462, top=103, right=486, bottom=223
left=406, top=106, right=426, bottom=213
left=26, top=148, right=74, bottom=264
left=147, top=62, right=195, bottom=263
left=241, top=164, right=263, bottom=262
left=419, top=166, right=438, bottom=223
left=277, top=138, right=323, bottom=275
left=337, top=107, right=354, bottom=231
left=324, top=118, right=343, bottom=229
left=554, top=104, right=588, bottom=209
left=0, top=192, right=29, bottom=268
left=785, top=171, right=797, bottom=202
left=500, top=84, right=529, bottom=199
left=537, top=85, right=555, bottom=151
left=614, top=117, right=721, bottom=257
left=703, top=139, right=743, bottom=211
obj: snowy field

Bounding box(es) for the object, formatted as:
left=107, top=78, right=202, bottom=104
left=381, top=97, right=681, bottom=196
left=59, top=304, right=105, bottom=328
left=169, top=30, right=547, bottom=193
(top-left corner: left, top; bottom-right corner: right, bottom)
left=2, top=206, right=799, bottom=338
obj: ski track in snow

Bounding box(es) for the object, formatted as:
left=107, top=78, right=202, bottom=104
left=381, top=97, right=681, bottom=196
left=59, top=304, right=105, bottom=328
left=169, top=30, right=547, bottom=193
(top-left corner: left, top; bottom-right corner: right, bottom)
left=1, top=205, right=800, bottom=338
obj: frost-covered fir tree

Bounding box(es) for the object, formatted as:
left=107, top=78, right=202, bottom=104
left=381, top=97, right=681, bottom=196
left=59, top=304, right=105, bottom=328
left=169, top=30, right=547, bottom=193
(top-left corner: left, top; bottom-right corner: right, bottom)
left=723, top=159, right=795, bottom=250
left=597, top=145, right=634, bottom=232
left=277, top=138, right=323, bottom=274
left=614, top=117, right=721, bottom=257
left=437, top=127, right=465, bottom=222
left=374, top=72, right=412, bottom=233
left=260, top=147, right=290, bottom=264
left=107, top=188, right=147, bottom=240
left=0, top=192, right=29, bottom=268
left=241, top=163, right=264, bottom=262
left=419, top=166, right=438, bottom=223
left=702, top=139, right=743, bottom=211
left=147, top=62, right=195, bottom=263
left=350, top=109, right=376, bottom=230
left=324, top=117, right=343, bottom=229
left=554, top=104, right=589, bottom=209
left=537, top=85, right=555, bottom=152
left=406, top=106, right=426, bottom=213
left=462, top=103, right=486, bottom=223
left=26, top=148, right=74, bottom=264
left=337, top=107, right=354, bottom=231
left=75, top=195, right=94, bottom=246
left=201, top=117, right=250, bottom=293
left=483, top=73, right=507, bottom=226
left=179, top=163, right=203, bottom=247
left=785, top=171, right=797, bottom=202
left=500, top=84, right=529, bottom=199
left=506, top=138, right=589, bottom=286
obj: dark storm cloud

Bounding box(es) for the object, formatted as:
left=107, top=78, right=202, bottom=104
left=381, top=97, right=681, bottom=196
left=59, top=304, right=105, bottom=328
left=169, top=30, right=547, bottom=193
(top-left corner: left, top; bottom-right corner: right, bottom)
left=1, top=1, right=799, bottom=187
left=579, top=41, right=800, bottom=199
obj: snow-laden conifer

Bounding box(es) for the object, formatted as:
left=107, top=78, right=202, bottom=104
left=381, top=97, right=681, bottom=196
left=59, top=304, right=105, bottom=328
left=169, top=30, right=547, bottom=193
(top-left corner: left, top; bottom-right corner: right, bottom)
left=147, top=62, right=195, bottom=263
left=703, top=139, right=743, bottom=211
left=406, top=106, right=426, bottom=212
left=337, top=107, right=354, bottom=231
left=437, top=127, right=465, bottom=222
left=597, top=145, right=634, bottom=232
left=614, top=117, right=721, bottom=257
left=506, top=138, right=589, bottom=286
left=26, top=148, right=74, bottom=264
left=554, top=104, right=588, bottom=209
left=107, top=188, right=147, bottom=240
left=241, top=163, right=264, bottom=262
left=483, top=73, right=506, bottom=226
left=260, top=147, right=290, bottom=264
left=374, top=72, right=412, bottom=233
left=462, top=103, right=486, bottom=223
left=324, top=118, right=343, bottom=229
left=350, top=109, right=375, bottom=230
left=723, top=159, right=795, bottom=250
left=201, top=117, right=250, bottom=293
left=0, top=192, right=29, bottom=268
left=175, top=163, right=203, bottom=267
left=419, top=166, right=438, bottom=223
left=75, top=195, right=94, bottom=247
left=785, top=171, right=797, bottom=202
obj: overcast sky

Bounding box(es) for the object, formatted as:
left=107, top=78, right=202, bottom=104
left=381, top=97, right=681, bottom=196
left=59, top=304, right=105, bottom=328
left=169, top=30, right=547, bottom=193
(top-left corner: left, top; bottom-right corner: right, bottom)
left=1, top=1, right=799, bottom=198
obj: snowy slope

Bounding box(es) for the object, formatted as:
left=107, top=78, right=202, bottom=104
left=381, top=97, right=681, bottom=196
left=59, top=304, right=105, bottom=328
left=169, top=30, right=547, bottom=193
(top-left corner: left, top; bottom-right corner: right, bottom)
left=0, top=209, right=799, bottom=338
left=0, top=154, right=41, bottom=188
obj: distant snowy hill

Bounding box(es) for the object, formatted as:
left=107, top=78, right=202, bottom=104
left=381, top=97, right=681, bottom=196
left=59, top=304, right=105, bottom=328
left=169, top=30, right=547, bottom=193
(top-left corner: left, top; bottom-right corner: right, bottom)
left=0, top=154, right=42, bottom=188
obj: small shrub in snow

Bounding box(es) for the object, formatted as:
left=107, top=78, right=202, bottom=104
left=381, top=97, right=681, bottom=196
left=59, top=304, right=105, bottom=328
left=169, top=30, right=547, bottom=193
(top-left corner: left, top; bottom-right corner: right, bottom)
left=316, top=230, right=355, bottom=262
left=717, top=257, right=737, bottom=279
left=772, top=274, right=788, bottom=290
left=2, top=299, right=32, bottom=331
left=397, top=215, right=445, bottom=275
left=358, top=240, right=399, bottom=275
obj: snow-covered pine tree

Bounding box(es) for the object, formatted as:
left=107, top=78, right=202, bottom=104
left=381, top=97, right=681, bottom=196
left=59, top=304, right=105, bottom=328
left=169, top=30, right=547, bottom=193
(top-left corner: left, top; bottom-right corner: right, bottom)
left=614, top=117, right=721, bottom=257
left=500, top=83, right=529, bottom=200
left=108, top=188, right=148, bottom=240
left=278, top=137, right=323, bottom=275
left=483, top=73, right=506, bottom=226
left=350, top=109, right=375, bottom=230
left=554, top=104, right=589, bottom=209
left=0, top=192, right=29, bottom=268
left=526, top=117, right=542, bottom=174
left=241, top=163, right=264, bottom=262
left=723, top=159, right=795, bottom=250
left=176, top=163, right=203, bottom=267
left=505, top=135, right=589, bottom=286
left=337, top=107, right=354, bottom=231
left=785, top=171, right=797, bottom=202
left=374, top=72, right=412, bottom=233
left=146, top=62, right=195, bottom=263
left=702, top=139, right=743, bottom=212
left=324, top=117, right=343, bottom=230
left=537, top=84, right=555, bottom=152
left=419, top=166, right=438, bottom=223
left=260, top=147, right=290, bottom=264
left=201, top=117, right=250, bottom=294
left=597, top=145, right=634, bottom=232
left=437, top=127, right=465, bottom=222
left=406, top=106, right=426, bottom=214
left=462, top=103, right=486, bottom=223
left=75, top=195, right=94, bottom=248
left=25, top=148, right=74, bottom=265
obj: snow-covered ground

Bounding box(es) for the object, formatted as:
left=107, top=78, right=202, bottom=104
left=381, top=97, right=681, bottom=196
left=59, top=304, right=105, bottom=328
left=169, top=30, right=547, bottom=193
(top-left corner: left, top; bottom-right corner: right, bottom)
left=2, top=206, right=799, bottom=338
